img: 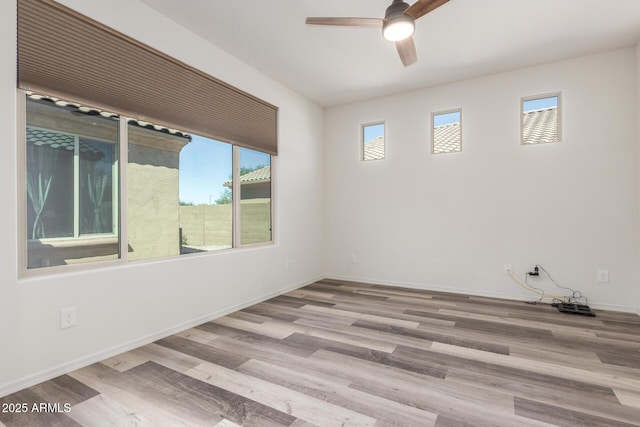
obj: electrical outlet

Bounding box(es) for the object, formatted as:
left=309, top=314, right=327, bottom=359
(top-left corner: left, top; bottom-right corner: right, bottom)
left=285, top=259, right=292, bottom=271
left=503, top=264, right=512, bottom=275
left=60, top=307, right=76, bottom=329
left=597, top=269, right=609, bottom=283
left=349, top=254, right=357, bottom=264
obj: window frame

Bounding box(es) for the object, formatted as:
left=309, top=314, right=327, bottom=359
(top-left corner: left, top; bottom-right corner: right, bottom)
left=25, top=126, right=119, bottom=242
left=236, top=147, right=274, bottom=247
left=520, top=92, right=562, bottom=145
left=431, top=108, right=462, bottom=155
left=18, top=90, right=275, bottom=277
left=361, top=121, right=385, bottom=161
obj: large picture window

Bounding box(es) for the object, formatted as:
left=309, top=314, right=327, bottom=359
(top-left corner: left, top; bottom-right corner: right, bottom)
left=22, top=92, right=273, bottom=272
left=18, top=0, right=277, bottom=273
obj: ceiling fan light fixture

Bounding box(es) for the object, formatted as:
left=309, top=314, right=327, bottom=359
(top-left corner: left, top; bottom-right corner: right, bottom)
left=382, top=17, right=415, bottom=41
left=382, top=0, right=415, bottom=42
left=305, top=0, right=452, bottom=66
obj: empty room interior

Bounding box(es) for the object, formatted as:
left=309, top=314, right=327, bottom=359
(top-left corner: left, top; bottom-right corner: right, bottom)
left=2, top=0, right=640, bottom=425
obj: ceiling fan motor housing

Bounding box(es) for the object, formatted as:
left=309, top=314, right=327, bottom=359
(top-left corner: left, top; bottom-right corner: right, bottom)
left=383, top=0, right=415, bottom=41
left=385, top=0, right=411, bottom=18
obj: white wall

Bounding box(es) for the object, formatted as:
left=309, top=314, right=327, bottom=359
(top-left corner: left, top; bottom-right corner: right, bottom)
left=0, top=0, right=325, bottom=395
left=637, top=42, right=640, bottom=315
left=3, top=1, right=639, bottom=399
left=325, top=48, right=640, bottom=313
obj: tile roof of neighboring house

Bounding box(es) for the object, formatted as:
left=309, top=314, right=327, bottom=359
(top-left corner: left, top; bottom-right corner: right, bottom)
left=433, top=122, right=461, bottom=154
left=363, top=136, right=384, bottom=160
left=241, top=165, right=271, bottom=183
left=27, top=127, right=105, bottom=161
left=522, top=106, right=558, bottom=144
left=28, top=127, right=75, bottom=150
left=27, top=93, right=191, bottom=140
left=224, top=165, right=271, bottom=187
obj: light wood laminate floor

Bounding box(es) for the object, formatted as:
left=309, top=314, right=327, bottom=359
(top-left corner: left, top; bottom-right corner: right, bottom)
left=2, top=279, right=640, bottom=426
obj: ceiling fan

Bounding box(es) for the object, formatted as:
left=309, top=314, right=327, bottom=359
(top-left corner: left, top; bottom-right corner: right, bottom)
left=306, top=0, right=450, bottom=67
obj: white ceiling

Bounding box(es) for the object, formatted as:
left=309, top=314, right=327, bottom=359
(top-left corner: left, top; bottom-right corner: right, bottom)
left=140, top=0, right=640, bottom=107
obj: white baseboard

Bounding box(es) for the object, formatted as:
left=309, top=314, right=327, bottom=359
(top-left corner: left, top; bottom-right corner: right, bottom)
left=325, top=274, right=640, bottom=314
left=0, top=276, right=322, bottom=398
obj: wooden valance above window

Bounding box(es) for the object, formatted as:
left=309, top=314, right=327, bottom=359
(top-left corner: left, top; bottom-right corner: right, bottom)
left=17, top=0, right=278, bottom=155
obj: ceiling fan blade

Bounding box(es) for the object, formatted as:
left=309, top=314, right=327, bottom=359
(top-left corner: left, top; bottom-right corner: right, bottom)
left=396, top=37, right=417, bottom=67
left=305, top=17, right=383, bottom=28
left=405, top=0, right=450, bottom=20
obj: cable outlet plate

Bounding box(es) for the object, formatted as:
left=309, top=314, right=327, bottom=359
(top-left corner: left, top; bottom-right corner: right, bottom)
left=503, top=264, right=512, bottom=275
left=597, top=269, right=609, bottom=283
left=60, top=307, right=77, bottom=329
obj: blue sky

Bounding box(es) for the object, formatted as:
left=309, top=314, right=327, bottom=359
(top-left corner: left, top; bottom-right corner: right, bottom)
left=433, top=111, right=460, bottom=126
left=523, top=95, right=558, bottom=112
left=363, top=123, right=384, bottom=143
left=179, top=135, right=270, bottom=205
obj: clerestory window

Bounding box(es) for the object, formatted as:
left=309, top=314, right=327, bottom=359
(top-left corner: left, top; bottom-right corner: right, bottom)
left=362, top=122, right=385, bottom=161
left=521, top=93, right=561, bottom=145
left=432, top=109, right=462, bottom=154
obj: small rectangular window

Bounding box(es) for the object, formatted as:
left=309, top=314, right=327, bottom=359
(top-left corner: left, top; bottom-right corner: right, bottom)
left=432, top=109, right=462, bottom=154
left=362, top=122, right=385, bottom=161
left=521, top=93, right=561, bottom=144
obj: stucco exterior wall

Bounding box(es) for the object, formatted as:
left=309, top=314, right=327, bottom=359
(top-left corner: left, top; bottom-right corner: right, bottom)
left=127, top=127, right=188, bottom=261
left=240, top=181, right=270, bottom=199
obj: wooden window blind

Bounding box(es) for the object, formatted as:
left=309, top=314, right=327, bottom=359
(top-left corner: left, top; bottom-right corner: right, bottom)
left=17, top=0, right=278, bottom=155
